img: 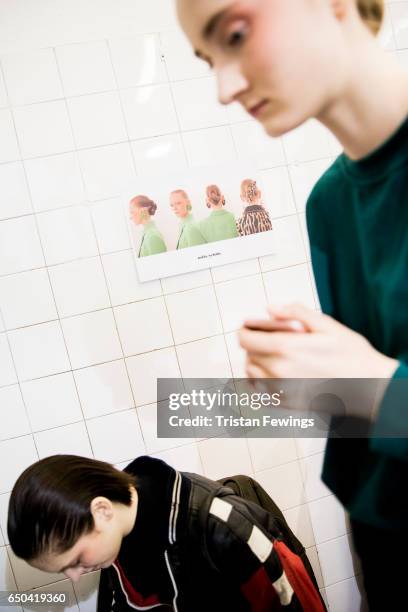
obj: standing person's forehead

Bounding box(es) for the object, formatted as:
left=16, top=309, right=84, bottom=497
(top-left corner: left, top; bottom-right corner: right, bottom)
left=176, top=0, right=237, bottom=43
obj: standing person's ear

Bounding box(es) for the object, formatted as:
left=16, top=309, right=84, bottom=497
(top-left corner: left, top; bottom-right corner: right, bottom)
left=331, top=0, right=348, bottom=21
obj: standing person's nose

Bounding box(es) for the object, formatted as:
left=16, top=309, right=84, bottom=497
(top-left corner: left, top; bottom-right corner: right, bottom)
left=216, top=63, right=249, bottom=106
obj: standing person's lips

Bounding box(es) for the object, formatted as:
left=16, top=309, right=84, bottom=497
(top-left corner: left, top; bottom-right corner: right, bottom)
left=248, top=100, right=269, bottom=117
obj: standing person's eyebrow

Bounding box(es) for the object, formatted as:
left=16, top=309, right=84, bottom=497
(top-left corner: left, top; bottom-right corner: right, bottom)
left=202, top=9, right=228, bottom=40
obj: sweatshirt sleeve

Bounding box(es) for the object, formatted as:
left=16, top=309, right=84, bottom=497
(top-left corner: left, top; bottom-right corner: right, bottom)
left=205, top=496, right=324, bottom=612
left=370, top=360, right=408, bottom=460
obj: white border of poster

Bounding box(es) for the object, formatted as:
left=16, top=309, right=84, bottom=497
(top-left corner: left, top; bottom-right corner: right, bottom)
left=123, top=163, right=276, bottom=282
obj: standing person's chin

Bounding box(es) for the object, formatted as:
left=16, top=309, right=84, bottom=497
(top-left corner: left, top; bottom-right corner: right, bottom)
left=262, top=109, right=307, bottom=138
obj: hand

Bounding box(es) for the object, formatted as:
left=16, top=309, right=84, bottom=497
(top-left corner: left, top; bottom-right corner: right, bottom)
left=239, top=304, right=398, bottom=419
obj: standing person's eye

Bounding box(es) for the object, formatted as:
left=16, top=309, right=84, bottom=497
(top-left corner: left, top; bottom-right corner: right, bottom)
left=224, top=20, right=249, bottom=47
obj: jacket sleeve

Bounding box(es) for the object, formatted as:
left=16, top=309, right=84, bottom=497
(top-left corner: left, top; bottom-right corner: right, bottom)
left=370, top=361, right=408, bottom=460
left=205, top=496, right=324, bottom=612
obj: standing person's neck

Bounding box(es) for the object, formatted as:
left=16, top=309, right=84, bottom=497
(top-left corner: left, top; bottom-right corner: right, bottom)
left=318, top=40, right=408, bottom=160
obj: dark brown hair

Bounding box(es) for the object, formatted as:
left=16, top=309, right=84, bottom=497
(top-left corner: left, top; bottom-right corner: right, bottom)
left=7, top=455, right=136, bottom=561
left=130, top=194, right=157, bottom=216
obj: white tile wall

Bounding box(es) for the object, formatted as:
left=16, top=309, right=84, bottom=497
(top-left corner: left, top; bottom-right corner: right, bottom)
left=0, top=2, right=402, bottom=608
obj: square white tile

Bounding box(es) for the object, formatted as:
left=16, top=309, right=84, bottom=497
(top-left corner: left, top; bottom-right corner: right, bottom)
left=0, top=269, right=57, bottom=329
left=114, top=298, right=173, bottom=356
left=259, top=216, right=306, bottom=272
left=8, top=321, right=70, bottom=381
left=78, top=142, right=136, bottom=201
left=317, top=534, right=357, bottom=587
left=215, top=275, right=267, bottom=332
left=309, top=495, right=348, bottom=545
left=0, top=69, right=7, bottom=108
left=73, top=571, right=100, bottom=612
left=21, top=372, right=82, bottom=432
left=263, top=263, right=315, bottom=309
left=295, top=437, right=327, bottom=459
left=137, top=403, right=191, bottom=454
left=2, top=48, right=63, bottom=105
left=37, top=206, right=98, bottom=266
left=0, top=492, right=10, bottom=544
left=86, top=409, right=145, bottom=464
left=165, top=286, right=222, bottom=344
left=299, top=452, right=332, bottom=502
left=225, top=330, right=248, bottom=378
left=325, top=575, right=363, bottom=612
left=91, top=198, right=130, bottom=254
left=67, top=91, right=127, bottom=149
left=297, top=212, right=311, bottom=260
left=283, top=120, right=333, bottom=164
left=198, top=437, right=253, bottom=480
left=255, top=460, right=306, bottom=510
left=260, top=167, right=296, bottom=218
left=289, top=158, right=334, bottom=212
left=247, top=437, right=298, bottom=473
left=24, top=152, right=85, bottom=213
left=306, top=547, right=325, bottom=590
left=102, top=250, right=162, bottom=306
left=126, top=347, right=181, bottom=406
left=0, top=435, right=38, bottom=494
left=34, top=421, right=92, bottom=459
left=29, top=579, right=79, bottom=611
left=172, top=77, right=228, bottom=131
left=183, top=126, right=236, bottom=166
left=152, top=442, right=204, bottom=475
left=0, top=385, right=30, bottom=440
left=284, top=503, right=315, bottom=549
left=108, top=35, right=167, bottom=88
left=131, top=134, right=187, bottom=175
left=390, top=2, right=408, bottom=49
left=176, top=336, right=232, bottom=380
left=0, top=546, right=17, bottom=591
left=161, top=269, right=212, bottom=294
left=160, top=29, right=211, bottom=81
left=0, top=162, right=32, bottom=221
left=231, top=121, right=285, bottom=168
left=61, top=309, right=122, bottom=369
left=56, top=41, right=116, bottom=97
left=120, top=84, right=178, bottom=140
left=49, top=257, right=110, bottom=318
left=0, top=216, right=44, bottom=276
left=13, top=101, right=74, bottom=158
left=211, top=260, right=260, bottom=283
left=0, top=334, right=17, bottom=387
left=7, top=549, right=62, bottom=591
left=74, top=360, right=134, bottom=419
left=227, top=100, right=253, bottom=124
left=0, top=109, right=20, bottom=163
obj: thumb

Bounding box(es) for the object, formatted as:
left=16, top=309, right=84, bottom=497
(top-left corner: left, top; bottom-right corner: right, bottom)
left=268, top=303, right=333, bottom=333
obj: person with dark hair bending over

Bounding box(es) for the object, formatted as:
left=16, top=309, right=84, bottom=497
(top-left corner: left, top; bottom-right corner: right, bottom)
left=237, top=179, right=272, bottom=236
left=129, top=195, right=167, bottom=258
left=199, top=184, right=239, bottom=242
left=7, top=454, right=325, bottom=611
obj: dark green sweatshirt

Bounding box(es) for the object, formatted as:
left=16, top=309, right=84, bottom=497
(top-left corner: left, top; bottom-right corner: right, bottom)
left=306, top=117, right=408, bottom=531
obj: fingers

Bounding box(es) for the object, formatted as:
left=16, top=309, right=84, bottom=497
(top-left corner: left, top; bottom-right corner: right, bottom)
left=246, top=361, right=268, bottom=379
left=267, top=303, right=331, bottom=332
left=238, top=327, right=301, bottom=355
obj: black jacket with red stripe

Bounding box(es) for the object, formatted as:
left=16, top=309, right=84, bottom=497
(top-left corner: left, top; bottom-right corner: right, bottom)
left=97, top=456, right=324, bottom=612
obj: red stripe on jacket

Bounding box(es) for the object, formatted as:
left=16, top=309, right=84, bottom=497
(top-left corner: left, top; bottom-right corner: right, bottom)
left=274, top=540, right=325, bottom=612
